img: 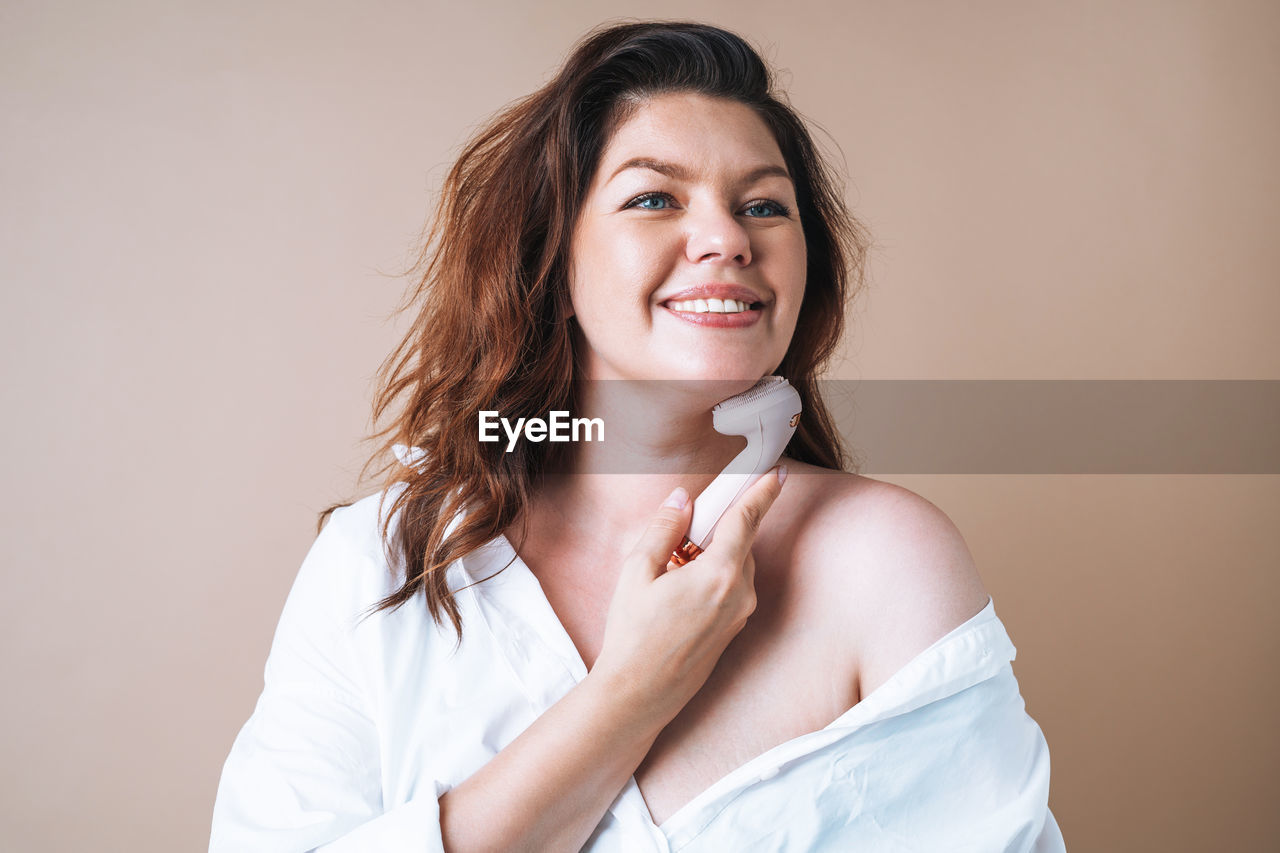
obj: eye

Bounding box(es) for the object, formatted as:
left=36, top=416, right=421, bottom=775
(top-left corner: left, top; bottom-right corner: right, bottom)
left=624, top=192, right=677, bottom=211
left=742, top=199, right=792, bottom=218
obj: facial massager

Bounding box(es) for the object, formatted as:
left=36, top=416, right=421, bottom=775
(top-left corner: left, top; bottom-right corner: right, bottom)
left=670, top=376, right=802, bottom=566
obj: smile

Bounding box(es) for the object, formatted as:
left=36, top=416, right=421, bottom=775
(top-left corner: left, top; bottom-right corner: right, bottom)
left=660, top=300, right=764, bottom=328
left=663, top=298, right=757, bottom=314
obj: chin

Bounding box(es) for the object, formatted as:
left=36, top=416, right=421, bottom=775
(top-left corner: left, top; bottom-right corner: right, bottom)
left=677, top=353, right=780, bottom=382
left=661, top=360, right=777, bottom=397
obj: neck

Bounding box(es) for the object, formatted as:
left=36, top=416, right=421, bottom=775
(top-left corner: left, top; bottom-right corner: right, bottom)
left=516, top=379, right=757, bottom=553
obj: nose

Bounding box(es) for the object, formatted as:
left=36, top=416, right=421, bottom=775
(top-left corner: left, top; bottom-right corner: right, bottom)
left=684, top=206, right=752, bottom=266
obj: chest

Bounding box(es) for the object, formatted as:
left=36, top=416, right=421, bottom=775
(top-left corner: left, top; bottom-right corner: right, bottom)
left=531, top=547, right=861, bottom=827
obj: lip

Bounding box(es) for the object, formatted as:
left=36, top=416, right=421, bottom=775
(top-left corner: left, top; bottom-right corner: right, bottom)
left=660, top=303, right=763, bottom=327
left=658, top=283, right=768, bottom=308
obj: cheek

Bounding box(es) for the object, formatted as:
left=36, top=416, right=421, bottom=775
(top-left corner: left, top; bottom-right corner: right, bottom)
left=570, top=224, right=675, bottom=312
left=773, top=231, right=807, bottom=302
left=601, top=225, right=671, bottom=277
left=770, top=232, right=808, bottom=341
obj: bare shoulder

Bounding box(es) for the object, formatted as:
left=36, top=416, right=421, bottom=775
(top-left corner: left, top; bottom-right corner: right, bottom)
left=775, top=461, right=991, bottom=699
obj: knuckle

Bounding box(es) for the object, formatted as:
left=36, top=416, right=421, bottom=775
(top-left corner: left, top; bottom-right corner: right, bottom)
left=739, top=501, right=765, bottom=533
left=693, top=566, right=727, bottom=603
left=709, top=564, right=740, bottom=602
left=647, top=513, right=685, bottom=536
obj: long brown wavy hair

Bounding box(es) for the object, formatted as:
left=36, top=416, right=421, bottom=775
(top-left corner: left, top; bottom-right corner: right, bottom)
left=333, top=21, right=870, bottom=638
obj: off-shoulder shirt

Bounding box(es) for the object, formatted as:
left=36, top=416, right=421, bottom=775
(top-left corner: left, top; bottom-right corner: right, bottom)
left=211, top=488, right=1066, bottom=852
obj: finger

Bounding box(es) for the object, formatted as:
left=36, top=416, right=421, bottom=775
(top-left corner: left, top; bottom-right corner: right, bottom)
left=626, top=486, right=693, bottom=580
left=702, top=466, right=786, bottom=564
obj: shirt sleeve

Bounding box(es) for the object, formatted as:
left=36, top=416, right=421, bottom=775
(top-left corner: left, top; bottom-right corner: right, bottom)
left=874, top=666, right=1066, bottom=853
left=210, top=508, right=447, bottom=853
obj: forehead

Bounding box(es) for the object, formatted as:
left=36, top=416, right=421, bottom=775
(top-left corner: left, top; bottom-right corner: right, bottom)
left=596, top=93, right=787, bottom=178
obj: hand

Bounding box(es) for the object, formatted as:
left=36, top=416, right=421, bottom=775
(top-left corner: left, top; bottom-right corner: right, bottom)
left=592, top=467, right=788, bottom=720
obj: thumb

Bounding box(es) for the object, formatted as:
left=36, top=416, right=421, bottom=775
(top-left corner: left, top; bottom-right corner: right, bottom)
left=700, top=466, right=786, bottom=563
left=627, top=486, right=693, bottom=580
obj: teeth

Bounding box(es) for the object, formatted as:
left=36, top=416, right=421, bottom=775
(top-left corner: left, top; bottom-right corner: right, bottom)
left=667, top=298, right=751, bottom=314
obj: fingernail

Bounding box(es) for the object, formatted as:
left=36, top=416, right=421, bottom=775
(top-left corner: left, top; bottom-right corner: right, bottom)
left=663, top=486, right=689, bottom=509
left=777, top=466, right=788, bottom=486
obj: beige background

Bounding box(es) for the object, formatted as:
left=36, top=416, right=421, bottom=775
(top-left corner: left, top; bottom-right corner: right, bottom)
left=3, top=1, right=1277, bottom=850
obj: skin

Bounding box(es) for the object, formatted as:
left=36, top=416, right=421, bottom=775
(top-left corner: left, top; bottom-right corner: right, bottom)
left=438, top=93, right=990, bottom=850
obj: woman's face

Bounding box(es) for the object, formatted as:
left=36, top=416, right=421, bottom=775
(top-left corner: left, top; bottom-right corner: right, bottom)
left=568, top=92, right=806, bottom=385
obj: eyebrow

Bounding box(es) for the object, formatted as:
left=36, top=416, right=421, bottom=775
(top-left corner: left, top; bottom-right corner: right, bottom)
left=607, top=157, right=792, bottom=185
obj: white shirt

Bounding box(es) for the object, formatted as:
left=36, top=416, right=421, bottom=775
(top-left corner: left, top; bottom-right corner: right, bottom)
left=211, top=487, right=1066, bottom=852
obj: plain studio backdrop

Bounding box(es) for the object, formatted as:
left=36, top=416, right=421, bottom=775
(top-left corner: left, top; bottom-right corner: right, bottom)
left=2, top=1, right=1277, bottom=850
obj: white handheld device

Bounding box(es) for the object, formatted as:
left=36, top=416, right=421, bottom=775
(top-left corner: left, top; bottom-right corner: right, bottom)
left=671, top=376, right=802, bottom=565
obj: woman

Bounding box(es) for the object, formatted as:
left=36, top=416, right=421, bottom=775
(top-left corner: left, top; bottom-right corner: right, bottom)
left=211, top=21, right=1064, bottom=852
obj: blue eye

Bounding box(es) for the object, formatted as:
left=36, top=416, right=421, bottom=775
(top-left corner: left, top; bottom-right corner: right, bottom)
left=743, top=200, right=790, bottom=218
left=627, top=193, right=673, bottom=211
